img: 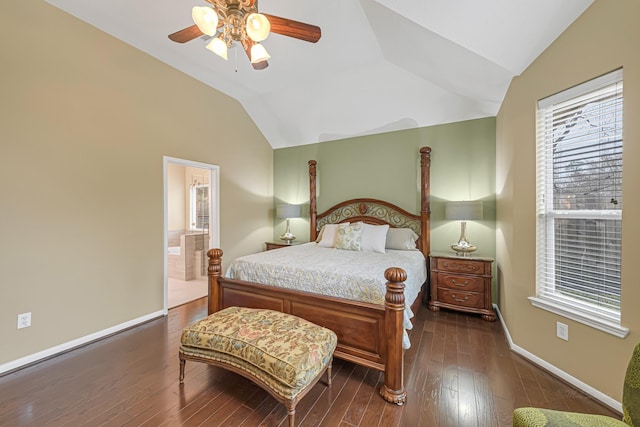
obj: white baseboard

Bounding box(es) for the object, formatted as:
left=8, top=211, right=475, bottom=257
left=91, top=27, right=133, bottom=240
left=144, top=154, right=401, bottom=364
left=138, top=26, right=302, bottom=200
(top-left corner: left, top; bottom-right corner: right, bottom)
left=493, top=304, right=622, bottom=414
left=0, top=309, right=166, bottom=376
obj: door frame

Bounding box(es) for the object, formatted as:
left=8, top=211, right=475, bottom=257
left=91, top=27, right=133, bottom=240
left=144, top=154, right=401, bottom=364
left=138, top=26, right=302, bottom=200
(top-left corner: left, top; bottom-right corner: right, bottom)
left=163, top=156, right=220, bottom=312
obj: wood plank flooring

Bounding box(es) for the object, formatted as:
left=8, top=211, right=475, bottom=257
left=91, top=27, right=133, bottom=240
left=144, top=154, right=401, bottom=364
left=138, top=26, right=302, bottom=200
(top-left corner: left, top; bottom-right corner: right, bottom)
left=0, top=298, right=620, bottom=426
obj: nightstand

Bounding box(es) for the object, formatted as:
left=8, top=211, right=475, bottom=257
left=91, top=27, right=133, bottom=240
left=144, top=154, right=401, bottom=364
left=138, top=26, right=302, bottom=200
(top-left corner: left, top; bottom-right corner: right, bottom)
left=428, top=253, right=496, bottom=321
left=265, top=242, right=303, bottom=251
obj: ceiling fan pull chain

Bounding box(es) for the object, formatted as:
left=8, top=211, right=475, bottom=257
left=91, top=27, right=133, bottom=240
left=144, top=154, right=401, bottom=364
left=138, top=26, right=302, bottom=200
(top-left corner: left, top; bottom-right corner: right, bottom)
left=234, top=46, right=238, bottom=72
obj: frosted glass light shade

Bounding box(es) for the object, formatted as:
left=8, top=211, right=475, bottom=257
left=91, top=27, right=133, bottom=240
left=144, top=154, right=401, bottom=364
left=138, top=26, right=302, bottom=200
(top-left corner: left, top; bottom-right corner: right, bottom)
left=206, top=37, right=228, bottom=60
left=246, top=13, right=270, bottom=42
left=192, top=6, right=218, bottom=36
left=250, top=43, right=270, bottom=63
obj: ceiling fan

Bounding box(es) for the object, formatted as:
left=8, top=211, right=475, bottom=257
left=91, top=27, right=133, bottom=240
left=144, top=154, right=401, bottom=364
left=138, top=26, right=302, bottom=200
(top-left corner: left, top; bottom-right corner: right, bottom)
left=168, top=0, right=321, bottom=70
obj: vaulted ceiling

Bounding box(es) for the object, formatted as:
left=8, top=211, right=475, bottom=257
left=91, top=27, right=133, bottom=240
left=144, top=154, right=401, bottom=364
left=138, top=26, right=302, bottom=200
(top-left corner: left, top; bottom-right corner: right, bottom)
left=45, top=0, right=593, bottom=148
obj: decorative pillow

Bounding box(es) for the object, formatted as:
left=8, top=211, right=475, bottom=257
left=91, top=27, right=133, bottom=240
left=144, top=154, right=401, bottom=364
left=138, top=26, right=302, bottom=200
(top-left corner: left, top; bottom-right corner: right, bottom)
left=317, top=223, right=349, bottom=247
left=335, top=222, right=364, bottom=251
left=385, top=227, right=419, bottom=250
left=360, top=223, right=389, bottom=253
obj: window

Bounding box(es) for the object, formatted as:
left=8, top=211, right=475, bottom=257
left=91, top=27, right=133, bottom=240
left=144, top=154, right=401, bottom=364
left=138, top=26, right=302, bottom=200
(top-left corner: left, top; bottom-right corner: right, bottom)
left=532, top=69, right=627, bottom=337
left=189, top=172, right=209, bottom=231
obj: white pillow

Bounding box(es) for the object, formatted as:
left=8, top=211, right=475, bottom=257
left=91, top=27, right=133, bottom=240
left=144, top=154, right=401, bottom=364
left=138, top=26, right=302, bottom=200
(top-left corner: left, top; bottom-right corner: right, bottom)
left=335, top=222, right=364, bottom=251
left=385, top=228, right=419, bottom=250
left=317, top=223, right=349, bottom=247
left=360, top=223, right=389, bottom=253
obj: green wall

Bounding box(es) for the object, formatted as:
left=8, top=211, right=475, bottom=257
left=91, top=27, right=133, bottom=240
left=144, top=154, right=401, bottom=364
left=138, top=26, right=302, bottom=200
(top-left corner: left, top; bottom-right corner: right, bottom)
left=273, top=117, right=497, bottom=292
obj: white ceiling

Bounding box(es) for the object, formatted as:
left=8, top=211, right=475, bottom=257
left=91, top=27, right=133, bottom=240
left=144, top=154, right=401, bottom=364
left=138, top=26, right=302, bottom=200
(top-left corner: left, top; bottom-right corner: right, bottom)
left=45, top=0, right=593, bottom=149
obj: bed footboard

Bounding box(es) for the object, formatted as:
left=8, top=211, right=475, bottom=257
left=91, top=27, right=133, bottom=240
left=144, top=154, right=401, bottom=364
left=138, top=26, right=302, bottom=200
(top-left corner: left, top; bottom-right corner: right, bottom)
left=207, top=249, right=407, bottom=405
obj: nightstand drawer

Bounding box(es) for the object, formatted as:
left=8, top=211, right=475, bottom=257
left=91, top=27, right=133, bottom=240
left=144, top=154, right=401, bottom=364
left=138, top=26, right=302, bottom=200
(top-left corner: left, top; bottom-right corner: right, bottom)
left=436, top=273, right=485, bottom=292
left=438, top=289, right=483, bottom=309
left=435, top=258, right=485, bottom=275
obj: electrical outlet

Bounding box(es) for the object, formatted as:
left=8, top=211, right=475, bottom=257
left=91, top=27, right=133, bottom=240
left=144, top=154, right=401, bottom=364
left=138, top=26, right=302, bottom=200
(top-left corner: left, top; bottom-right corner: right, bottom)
left=17, top=312, right=31, bottom=329
left=556, top=321, right=568, bottom=341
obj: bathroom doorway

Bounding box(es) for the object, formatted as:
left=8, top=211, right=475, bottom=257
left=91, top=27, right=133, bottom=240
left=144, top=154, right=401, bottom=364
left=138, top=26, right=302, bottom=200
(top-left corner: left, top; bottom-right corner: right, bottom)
left=163, top=157, right=220, bottom=310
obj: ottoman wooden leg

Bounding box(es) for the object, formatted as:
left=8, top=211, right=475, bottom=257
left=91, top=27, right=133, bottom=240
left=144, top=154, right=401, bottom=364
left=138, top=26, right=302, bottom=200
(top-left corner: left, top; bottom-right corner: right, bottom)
left=326, top=358, right=333, bottom=385
left=179, top=355, right=186, bottom=384
left=287, top=407, right=295, bottom=427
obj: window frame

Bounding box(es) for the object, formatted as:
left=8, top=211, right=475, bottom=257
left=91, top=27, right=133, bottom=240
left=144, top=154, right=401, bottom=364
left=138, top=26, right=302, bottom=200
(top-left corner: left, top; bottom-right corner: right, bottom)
left=189, top=183, right=209, bottom=231
left=531, top=69, right=628, bottom=338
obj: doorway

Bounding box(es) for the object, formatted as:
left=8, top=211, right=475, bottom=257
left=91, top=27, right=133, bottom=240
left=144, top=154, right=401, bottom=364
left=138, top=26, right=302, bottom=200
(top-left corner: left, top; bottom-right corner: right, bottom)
left=163, top=157, right=219, bottom=310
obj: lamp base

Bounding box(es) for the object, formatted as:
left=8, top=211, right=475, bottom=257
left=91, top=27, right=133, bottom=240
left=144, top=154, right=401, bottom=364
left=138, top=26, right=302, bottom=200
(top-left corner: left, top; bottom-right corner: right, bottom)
left=451, top=220, right=477, bottom=256
left=451, top=242, right=477, bottom=256
left=279, top=234, right=296, bottom=244
left=279, top=219, right=295, bottom=244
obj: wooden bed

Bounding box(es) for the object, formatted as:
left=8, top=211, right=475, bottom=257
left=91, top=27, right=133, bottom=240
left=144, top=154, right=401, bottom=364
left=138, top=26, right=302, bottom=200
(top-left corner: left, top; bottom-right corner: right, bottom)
left=206, top=146, right=431, bottom=404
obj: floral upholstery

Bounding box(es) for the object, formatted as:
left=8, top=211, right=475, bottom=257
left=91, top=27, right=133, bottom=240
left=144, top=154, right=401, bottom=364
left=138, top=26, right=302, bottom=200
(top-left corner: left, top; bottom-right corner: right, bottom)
left=180, top=307, right=337, bottom=394
left=513, top=342, right=640, bottom=427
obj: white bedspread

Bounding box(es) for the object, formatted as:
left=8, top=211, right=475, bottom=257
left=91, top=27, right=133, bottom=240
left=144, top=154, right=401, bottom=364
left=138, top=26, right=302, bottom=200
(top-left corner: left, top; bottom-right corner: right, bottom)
left=225, top=242, right=427, bottom=349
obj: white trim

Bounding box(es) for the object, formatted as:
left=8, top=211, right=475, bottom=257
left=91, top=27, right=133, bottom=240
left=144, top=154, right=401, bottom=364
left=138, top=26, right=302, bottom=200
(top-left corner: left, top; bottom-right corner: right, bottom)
left=0, top=310, right=164, bottom=376
left=528, top=297, right=629, bottom=338
left=538, top=68, right=623, bottom=108
left=494, top=304, right=622, bottom=414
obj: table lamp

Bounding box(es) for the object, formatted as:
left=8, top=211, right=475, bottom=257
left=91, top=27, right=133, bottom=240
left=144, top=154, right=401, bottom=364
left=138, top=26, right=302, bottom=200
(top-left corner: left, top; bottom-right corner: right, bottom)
left=445, top=201, right=483, bottom=256
left=277, top=204, right=302, bottom=244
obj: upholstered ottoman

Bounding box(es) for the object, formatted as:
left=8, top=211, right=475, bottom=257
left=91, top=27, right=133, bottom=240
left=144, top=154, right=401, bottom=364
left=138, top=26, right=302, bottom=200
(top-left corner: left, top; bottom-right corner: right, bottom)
left=179, top=306, right=337, bottom=427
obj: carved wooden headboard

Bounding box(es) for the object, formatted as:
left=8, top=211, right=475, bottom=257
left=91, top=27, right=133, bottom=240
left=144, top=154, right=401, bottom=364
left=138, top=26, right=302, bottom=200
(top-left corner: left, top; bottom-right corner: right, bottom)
left=308, top=146, right=431, bottom=259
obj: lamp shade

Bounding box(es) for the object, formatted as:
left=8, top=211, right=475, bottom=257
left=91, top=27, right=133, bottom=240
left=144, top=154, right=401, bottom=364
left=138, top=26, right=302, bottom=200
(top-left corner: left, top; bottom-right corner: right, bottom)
left=277, top=204, right=301, bottom=219
left=445, top=201, right=483, bottom=221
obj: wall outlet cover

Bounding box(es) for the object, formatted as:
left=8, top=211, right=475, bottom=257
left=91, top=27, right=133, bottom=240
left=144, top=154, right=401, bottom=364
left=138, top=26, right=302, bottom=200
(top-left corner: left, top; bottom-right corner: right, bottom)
left=17, top=312, right=31, bottom=329
left=556, top=321, right=569, bottom=341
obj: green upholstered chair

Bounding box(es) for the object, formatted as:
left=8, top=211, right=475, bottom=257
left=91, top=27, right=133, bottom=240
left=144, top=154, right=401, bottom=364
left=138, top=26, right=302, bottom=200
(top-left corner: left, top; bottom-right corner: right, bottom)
left=513, top=343, right=640, bottom=427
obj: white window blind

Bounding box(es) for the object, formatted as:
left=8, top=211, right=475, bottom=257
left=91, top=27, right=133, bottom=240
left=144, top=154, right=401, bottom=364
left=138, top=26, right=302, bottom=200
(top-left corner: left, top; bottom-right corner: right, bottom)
left=191, top=185, right=209, bottom=230
left=534, top=69, right=627, bottom=337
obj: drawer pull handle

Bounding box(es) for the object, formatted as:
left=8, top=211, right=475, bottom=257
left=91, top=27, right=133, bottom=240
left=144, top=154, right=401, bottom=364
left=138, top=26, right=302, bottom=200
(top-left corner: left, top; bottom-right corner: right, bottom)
left=451, top=279, right=469, bottom=287
left=451, top=294, right=469, bottom=303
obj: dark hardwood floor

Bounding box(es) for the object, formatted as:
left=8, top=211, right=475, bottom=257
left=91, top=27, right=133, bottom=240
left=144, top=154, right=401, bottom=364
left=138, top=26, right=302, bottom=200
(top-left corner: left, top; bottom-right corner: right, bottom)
left=0, top=298, right=620, bottom=426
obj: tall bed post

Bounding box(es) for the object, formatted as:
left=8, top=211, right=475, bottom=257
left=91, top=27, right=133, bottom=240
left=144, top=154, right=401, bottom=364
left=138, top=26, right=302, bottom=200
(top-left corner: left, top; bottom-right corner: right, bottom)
left=308, top=160, right=317, bottom=241
left=380, top=267, right=407, bottom=404
left=420, top=146, right=431, bottom=258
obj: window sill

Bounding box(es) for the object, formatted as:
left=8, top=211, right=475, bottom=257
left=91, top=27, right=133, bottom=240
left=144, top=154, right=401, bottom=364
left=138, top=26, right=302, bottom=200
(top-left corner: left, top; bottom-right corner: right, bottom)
left=528, top=297, right=629, bottom=338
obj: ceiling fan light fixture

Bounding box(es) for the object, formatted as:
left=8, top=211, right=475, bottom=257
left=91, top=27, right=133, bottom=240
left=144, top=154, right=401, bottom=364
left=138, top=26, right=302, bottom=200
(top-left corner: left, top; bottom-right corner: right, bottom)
left=170, top=3, right=320, bottom=70
left=246, top=13, right=270, bottom=42
left=206, top=37, right=228, bottom=60
left=191, top=6, right=218, bottom=36
left=250, top=43, right=270, bottom=64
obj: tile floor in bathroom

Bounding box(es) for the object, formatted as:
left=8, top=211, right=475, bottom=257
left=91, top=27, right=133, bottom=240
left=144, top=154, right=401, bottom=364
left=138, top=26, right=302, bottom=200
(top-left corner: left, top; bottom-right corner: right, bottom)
left=168, top=277, right=208, bottom=309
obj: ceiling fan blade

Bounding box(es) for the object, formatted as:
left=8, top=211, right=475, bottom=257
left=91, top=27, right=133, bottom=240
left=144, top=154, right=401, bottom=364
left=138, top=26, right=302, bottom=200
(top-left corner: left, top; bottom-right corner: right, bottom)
left=168, top=25, right=203, bottom=43
left=262, top=14, right=321, bottom=43
left=244, top=41, right=269, bottom=70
